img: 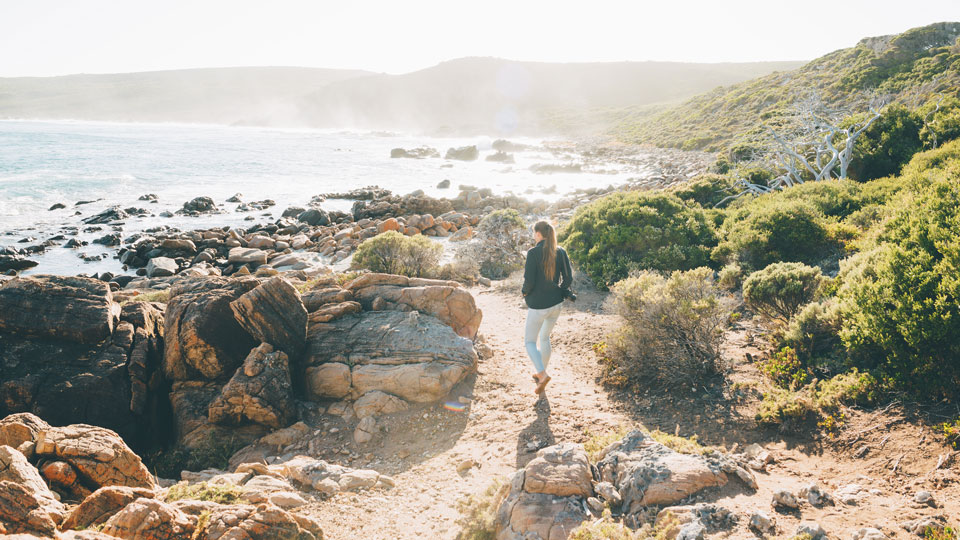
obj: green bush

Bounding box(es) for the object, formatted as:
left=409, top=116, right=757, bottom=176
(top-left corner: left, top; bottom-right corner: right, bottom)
left=605, top=268, right=734, bottom=390
left=780, top=299, right=844, bottom=366
left=455, top=479, right=506, bottom=540
left=672, top=174, right=735, bottom=208
left=714, top=198, right=838, bottom=270
left=847, top=105, right=924, bottom=182
left=743, top=262, right=824, bottom=322
left=770, top=179, right=865, bottom=219
left=164, top=482, right=244, bottom=504
left=838, top=173, right=960, bottom=396
left=351, top=231, right=442, bottom=277
left=561, top=192, right=717, bottom=289
left=919, top=96, right=960, bottom=150
left=717, top=263, right=743, bottom=290
left=815, top=368, right=879, bottom=410
left=758, top=347, right=811, bottom=390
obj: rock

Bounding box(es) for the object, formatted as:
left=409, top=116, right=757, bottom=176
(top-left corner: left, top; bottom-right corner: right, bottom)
left=241, top=475, right=296, bottom=503
left=159, top=239, right=197, bottom=253
left=749, top=510, right=775, bottom=533
left=163, top=277, right=259, bottom=381
left=345, top=273, right=483, bottom=339
left=101, top=497, right=196, bottom=539
left=0, top=413, right=49, bottom=456
left=297, top=208, right=330, bottom=227
left=305, top=311, right=478, bottom=402
left=586, top=496, right=603, bottom=514
left=799, top=483, right=831, bottom=506
left=305, top=363, right=352, bottom=400
left=208, top=343, right=295, bottom=429
left=60, top=486, right=157, bottom=530
left=227, top=193, right=243, bottom=203
left=854, top=527, right=887, bottom=540
left=181, top=196, right=218, bottom=213
left=486, top=151, right=515, bottom=163
left=0, top=275, right=120, bottom=344
left=354, top=416, right=377, bottom=444
left=795, top=521, right=826, bottom=539
left=308, top=301, right=362, bottom=323
left=596, top=430, right=727, bottom=513
left=228, top=247, right=268, bottom=265
left=437, top=179, right=451, bottom=189
left=258, top=422, right=310, bottom=448
left=247, top=235, right=275, bottom=249
left=83, top=206, right=128, bottom=224
left=391, top=147, right=439, bottom=159
left=494, top=469, right=590, bottom=540
left=913, top=490, right=934, bottom=505
left=49, top=202, right=67, bottom=210
left=772, top=489, right=799, bottom=508
left=677, top=521, right=705, bottom=540
left=169, top=382, right=271, bottom=449
left=522, top=443, right=594, bottom=498
left=146, top=257, right=178, bottom=278
left=449, top=226, right=474, bottom=242
left=457, top=459, right=478, bottom=473
left=35, top=424, right=156, bottom=490
left=445, top=145, right=479, bottom=161
left=836, top=483, right=864, bottom=505
left=595, top=481, right=621, bottom=506
left=903, top=516, right=948, bottom=535
left=0, top=446, right=66, bottom=531
left=0, top=253, right=38, bottom=272
left=352, top=391, right=408, bottom=419
left=377, top=217, right=402, bottom=233
left=40, top=460, right=89, bottom=500
left=196, top=502, right=323, bottom=540
left=229, top=276, right=307, bottom=359
left=301, top=288, right=354, bottom=312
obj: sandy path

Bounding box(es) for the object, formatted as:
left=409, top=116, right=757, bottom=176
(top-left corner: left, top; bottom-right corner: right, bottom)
left=302, top=288, right=960, bottom=539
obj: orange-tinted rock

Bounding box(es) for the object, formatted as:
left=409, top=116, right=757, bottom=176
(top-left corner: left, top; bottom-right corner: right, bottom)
left=0, top=413, right=49, bottom=456
left=229, top=276, right=307, bottom=359
left=0, top=445, right=65, bottom=535
left=377, top=218, right=401, bottom=233
left=34, top=425, right=156, bottom=490
left=40, top=460, right=90, bottom=500
left=101, top=497, right=196, bottom=540
left=197, top=502, right=323, bottom=540
left=208, top=343, right=294, bottom=428
left=60, top=486, right=157, bottom=531
left=307, top=301, right=362, bottom=324
left=301, top=287, right=353, bottom=312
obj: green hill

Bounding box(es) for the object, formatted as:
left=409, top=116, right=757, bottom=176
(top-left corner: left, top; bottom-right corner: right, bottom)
left=617, top=22, right=960, bottom=152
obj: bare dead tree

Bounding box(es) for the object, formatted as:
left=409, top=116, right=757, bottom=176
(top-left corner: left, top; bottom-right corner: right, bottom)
left=717, top=94, right=884, bottom=205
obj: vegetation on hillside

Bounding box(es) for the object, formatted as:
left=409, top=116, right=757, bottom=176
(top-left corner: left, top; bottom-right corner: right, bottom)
left=617, top=22, right=960, bottom=154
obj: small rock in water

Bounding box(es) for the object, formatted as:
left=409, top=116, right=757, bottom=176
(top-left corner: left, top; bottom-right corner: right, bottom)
left=48, top=202, right=66, bottom=211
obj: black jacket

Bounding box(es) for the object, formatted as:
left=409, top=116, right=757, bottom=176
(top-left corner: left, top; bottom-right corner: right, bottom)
left=522, top=241, right=573, bottom=309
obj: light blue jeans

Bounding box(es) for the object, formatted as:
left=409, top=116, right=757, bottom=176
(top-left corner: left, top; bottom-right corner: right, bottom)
left=525, top=303, right=562, bottom=373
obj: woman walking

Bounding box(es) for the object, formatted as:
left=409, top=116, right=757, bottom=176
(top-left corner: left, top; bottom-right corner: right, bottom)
left=522, top=220, right=573, bottom=394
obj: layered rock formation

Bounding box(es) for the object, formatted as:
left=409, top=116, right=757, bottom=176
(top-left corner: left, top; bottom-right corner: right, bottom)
left=0, top=276, right=166, bottom=448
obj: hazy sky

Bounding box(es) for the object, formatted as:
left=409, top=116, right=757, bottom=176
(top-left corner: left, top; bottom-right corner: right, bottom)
left=2, top=0, right=959, bottom=77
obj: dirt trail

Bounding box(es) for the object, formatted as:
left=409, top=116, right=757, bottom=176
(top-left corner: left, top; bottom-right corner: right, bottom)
left=303, top=288, right=960, bottom=539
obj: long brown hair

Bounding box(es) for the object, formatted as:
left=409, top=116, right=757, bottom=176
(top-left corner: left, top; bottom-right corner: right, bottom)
left=534, top=221, right=557, bottom=281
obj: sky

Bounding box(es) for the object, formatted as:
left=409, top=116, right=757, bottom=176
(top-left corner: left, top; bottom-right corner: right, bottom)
left=1, top=1, right=959, bottom=77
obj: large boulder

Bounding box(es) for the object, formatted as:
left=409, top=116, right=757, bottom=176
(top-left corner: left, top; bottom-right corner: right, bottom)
left=208, top=343, right=295, bottom=429
left=0, top=296, right=166, bottom=447
left=345, top=273, right=483, bottom=339
left=494, top=445, right=592, bottom=540
left=595, top=430, right=727, bottom=513
left=60, top=485, right=158, bottom=531
left=0, top=413, right=49, bottom=456
left=301, top=287, right=354, bottom=312
left=163, top=277, right=259, bottom=381
left=169, top=381, right=270, bottom=449
left=0, top=445, right=66, bottom=536
left=100, top=497, right=196, bottom=540
left=229, top=277, right=307, bottom=359
left=304, top=311, right=477, bottom=402
left=35, top=424, right=156, bottom=490
left=0, top=275, right=120, bottom=344
left=445, top=145, right=479, bottom=161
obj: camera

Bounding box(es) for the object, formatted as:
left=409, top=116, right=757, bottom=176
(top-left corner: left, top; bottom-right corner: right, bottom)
left=561, top=288, right=577, bottom=302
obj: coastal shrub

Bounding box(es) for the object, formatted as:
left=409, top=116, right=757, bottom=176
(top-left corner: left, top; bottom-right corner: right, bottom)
left=569, top=509, right=677, bottom=540
left=605, top=268, right=733, bottom=390
left=469, top=208, right=529, bottom=279
left=847, top=105, right=924, bottom=182
left=672, top=173, right=735, bottom=208
left=714, top=198, right=837, bottom=271
left=351, top=231, right=442, bottom=277
left=758, top=347, right=811, bottom=390
left=815, top=368, right=879, bottom=411
left=454, top=478, right=506, bottom=540
left=164, top=482, right=243, bottom=504
left=583, top=425, right=632, bottom=461
left=742, top=262, right=824, bottom=323
left=438, top=257, right=481, bottom=284
left=919, top=96, right=960, bottom=149
left=561, top=192, right=717, bottom=289
left=717, top=263, right=743, bottom=290
left=770, top=179, right=865, bottom=219
left=756, top=385, right=816, bottom=427
left=780, top=299, right=844, bottom=366
left=837, top=174, right=960, bottom=396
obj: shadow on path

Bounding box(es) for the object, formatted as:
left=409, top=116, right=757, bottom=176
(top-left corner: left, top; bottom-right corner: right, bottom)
left=516, top=394, right=555, bottom=469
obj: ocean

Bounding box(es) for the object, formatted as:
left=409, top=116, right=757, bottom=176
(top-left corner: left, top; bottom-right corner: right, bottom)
left=0, top=119, right=646, bottom=275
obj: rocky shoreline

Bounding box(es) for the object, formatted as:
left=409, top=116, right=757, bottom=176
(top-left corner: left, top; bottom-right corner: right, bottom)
left=0, top=142, right=713, bottom=280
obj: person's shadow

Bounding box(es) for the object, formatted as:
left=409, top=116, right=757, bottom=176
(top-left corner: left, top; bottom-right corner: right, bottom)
left=515, top=394, right=555, bottom=469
